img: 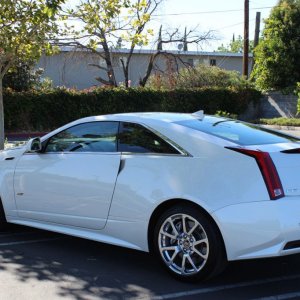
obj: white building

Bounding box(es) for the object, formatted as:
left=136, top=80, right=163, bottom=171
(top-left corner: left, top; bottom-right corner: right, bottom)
left=38, top=48, right=253, bottom=89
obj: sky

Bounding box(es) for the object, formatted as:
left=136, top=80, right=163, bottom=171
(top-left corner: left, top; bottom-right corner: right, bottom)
left=64, top=0, right=280, bottom=52
left=145, top=0, right=279, bottom=51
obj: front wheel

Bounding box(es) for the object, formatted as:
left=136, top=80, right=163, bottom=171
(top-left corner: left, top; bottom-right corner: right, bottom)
left=153, top=204, right=227, bottom=282
left=0, top=201, right=7, bottom=230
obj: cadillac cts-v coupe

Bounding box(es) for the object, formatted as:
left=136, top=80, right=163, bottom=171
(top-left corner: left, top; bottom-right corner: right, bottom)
left=1, top=112, right=300, bottom=281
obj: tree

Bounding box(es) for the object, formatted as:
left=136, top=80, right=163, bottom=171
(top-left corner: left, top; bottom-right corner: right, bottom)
left=0, top=0, right=64, bottom=149
left=251, top=0, right=300, bottom=90
left=139, top=26, right=214, bottom=86
left=63, top=0, right=161, bottom=88
left=217, top=35, right=254, bottom=53
left=3, top=60, right=44, bottom=92
left=62, top=1, right=214, bottom=88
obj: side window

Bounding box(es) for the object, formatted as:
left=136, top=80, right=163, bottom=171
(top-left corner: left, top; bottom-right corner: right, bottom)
left=45, top=122, right=119, bottom=153
left=118, top=122, right=180, bottom=154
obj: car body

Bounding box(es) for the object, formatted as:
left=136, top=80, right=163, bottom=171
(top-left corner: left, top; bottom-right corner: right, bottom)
left=1, top=112, right=300, bottom=281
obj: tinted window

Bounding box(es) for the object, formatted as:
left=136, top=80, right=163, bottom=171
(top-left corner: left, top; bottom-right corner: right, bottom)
left=118, top=122, right=179, bottom=154
left=45, top=122, right=119, bottom=152
left=176, top=116, right=300, bottom=146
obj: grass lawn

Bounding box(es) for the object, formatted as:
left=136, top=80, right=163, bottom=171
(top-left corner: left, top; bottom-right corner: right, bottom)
left=258, top=117, right=300, bottom=127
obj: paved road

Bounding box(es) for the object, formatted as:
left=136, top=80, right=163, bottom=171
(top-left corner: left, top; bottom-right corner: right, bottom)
left=1, top=225, right=300, bottom=300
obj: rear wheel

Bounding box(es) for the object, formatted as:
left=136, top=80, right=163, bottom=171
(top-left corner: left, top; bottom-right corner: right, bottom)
left=153, top=204, right=226, bottom=282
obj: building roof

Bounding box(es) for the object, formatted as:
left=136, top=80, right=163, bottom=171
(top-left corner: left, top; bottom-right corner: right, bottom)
left=59, top=46, right=253, bottom=58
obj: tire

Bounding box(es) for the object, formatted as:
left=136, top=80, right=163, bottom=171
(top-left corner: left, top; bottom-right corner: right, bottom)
left=153, top=204, right=227, bottom=282
left=0, top=200, right=7, bottom=230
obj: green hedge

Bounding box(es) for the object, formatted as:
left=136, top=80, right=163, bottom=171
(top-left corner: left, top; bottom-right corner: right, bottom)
left=259, top=118, right=300, bottom=126
left=4, top=87, right=261, bottom=132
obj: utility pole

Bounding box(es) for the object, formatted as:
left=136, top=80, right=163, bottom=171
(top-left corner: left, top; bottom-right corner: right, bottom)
left=251, top=11, right=261, bottom=72
left=183, top=27, right=188, bottom=51
left=157, top=25, right=162, bottom=50
left=243, top=0, right=249, bottom=78
left=254, top=12, right=261, bottom=48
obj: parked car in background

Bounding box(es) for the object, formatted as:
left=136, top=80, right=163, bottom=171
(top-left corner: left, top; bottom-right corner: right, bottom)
left=1, top=112, right=300, bottom=281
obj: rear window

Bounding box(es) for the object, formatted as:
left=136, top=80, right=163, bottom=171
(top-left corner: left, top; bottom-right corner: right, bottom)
left=175, top=116, right=300, bottom=146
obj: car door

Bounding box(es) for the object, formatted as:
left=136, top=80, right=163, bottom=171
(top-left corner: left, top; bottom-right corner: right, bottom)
left=109, top=121, right=186, bottom=220
left=14, top=121, right=120, bottom=230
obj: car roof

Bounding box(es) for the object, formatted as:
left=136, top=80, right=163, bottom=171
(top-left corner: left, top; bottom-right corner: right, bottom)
left=77, top=112, right=203, bottom=125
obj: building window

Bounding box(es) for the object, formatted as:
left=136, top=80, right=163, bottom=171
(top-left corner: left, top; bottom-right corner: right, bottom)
left=202, top=58, right=209, bottom=66
left=187, top=59, right=194, bottom=67
left=210, top=59, right=217, bottom=66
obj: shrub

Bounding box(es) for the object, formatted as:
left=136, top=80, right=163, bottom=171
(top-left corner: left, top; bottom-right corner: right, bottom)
left=147, top=64, right=252, bottom=90
left=4, top=87, right=261, bottom=132
left=259, top=117, right=300, bottom=127
left=297, top=82, right=300, bottom=114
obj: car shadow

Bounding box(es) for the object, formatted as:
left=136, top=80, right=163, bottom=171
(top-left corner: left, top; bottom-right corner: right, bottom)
left=0, top=225, right=300, bottom=299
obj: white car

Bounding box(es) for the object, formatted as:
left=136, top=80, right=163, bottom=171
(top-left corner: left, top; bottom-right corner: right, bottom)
left=1, top=112, right=300, bottom=281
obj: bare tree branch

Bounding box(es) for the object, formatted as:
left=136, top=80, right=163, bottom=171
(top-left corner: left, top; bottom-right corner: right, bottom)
left=139, top=51, right=191, bottom=87
left=88, top=63, right=108, bottom=72
left=95, top=76, right=111, bottom=85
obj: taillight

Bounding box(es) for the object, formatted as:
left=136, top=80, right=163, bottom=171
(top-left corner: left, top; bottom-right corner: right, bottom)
left=226, top=147, right=285, bottom=200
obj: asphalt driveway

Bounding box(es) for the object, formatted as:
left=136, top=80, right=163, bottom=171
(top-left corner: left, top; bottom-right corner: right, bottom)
left=0, top=225, right=300, bottom=300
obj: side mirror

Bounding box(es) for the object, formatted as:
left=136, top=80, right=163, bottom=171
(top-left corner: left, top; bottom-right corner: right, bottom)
left=25, top=137, right=42, bottom=153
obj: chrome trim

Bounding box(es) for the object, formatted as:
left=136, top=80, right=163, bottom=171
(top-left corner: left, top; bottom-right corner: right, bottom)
left=24, top=152, right=120, bottom=156
left=120, top=152, right=188, bottom=157
left=25, top=151, right=189, bottom=157
left=37, top=120, right=192, bottom=157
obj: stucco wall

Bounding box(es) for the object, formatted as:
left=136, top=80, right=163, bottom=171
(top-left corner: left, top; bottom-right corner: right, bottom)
left=37, top=50, right=252, bottom=89
left=260, top=92, right=298, bottom=118
left=240, top=92, right=299, bottom=121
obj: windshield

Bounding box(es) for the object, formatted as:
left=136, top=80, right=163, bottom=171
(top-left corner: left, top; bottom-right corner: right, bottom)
left=175, top=116, right=300, bottom=146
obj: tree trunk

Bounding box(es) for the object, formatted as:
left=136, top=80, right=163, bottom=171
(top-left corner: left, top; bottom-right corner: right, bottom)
left=139, top=52, right=161, bottom=87
left=100, top=33, right=117, bottom=87
left=0, top=78, right=5, bottom=150
left=124, top=46, right=135, bottom=88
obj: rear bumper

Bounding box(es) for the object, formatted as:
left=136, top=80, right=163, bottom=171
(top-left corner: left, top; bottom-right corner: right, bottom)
left=212, top=197, right=300, bottom=261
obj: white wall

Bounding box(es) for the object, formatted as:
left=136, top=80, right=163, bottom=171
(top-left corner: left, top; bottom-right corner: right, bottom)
left=37, top=50, right=253, bottom=89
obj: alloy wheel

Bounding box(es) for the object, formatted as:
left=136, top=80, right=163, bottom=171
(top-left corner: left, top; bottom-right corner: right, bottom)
left=158, top=213, right=209, bottom=276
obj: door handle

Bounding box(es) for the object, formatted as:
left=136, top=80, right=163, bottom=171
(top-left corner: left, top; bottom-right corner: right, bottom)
left=118, top=159, right=125, bottom=174
left=5, top=157, right=15, bottom=160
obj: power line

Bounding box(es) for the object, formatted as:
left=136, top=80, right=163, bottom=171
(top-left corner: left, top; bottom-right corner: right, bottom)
left=151, top=6, right=273, bottom=17
left=65, top=6, right=273, bottom=21
left=215, top=18, right=255, bottom=31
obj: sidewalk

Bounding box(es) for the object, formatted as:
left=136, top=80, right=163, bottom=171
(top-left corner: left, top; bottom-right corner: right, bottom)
left=5, top=132, right=47, bottom=150
left=262, top=125, right=300, bottom=137
left=6, top=141, right=26, bottom=149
